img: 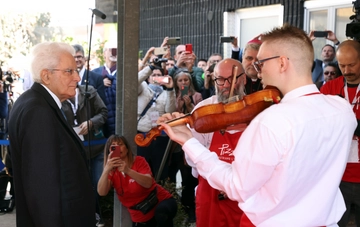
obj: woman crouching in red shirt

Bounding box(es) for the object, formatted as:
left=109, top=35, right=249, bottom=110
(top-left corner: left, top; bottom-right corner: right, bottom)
left=98, top=135, right=177, bottom=226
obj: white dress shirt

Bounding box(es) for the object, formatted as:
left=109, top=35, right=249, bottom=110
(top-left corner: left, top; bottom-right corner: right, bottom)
left=183, top=84, right=357, bottom=226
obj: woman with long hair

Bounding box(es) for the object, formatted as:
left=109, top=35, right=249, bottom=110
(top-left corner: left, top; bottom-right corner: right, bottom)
left=97, top=135, right=177, bottom=227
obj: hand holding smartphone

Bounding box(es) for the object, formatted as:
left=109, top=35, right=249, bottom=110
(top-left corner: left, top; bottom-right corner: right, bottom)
left=185, top=44, right=192, bottom=54
left=154, top=47, right=168, bottom=55
left=313, top=31, right=328, bottom=38
left=152, top=76, right=169, bottom=84
left=110, top=145, right=121, bottom=158
left=167, top=37, right=181, bottom=45
left=181, top=85, right=189, bottom=97
left=220, top=36, right=235, bottom=43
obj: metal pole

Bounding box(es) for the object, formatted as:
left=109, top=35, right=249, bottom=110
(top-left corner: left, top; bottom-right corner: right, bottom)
left=155, top=139, right=173, bottom=182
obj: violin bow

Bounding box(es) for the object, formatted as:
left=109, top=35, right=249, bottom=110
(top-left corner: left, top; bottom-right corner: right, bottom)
left=229, top=65, right=238, bottom=99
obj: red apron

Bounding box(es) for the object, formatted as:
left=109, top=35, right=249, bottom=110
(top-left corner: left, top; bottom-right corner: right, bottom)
left=195, top=131, right=244, bottom=227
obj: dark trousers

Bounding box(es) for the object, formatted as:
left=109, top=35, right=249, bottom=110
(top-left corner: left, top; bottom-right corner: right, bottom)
left=168, top=148, right=197, bottom=211
left=137, top=135, right=170, bottom=182
left=338, top=181, right=360, bottom=227
left=132, top=197, right=177, bottom=227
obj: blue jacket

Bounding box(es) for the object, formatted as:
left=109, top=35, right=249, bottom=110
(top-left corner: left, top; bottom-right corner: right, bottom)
left=81, top=69, right=106, bottom=106
left=92, top=66, right=117, bottom=137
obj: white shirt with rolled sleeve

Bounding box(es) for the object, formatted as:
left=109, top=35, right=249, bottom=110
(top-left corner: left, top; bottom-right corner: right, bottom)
left=183, top=84, right=357, bottom=227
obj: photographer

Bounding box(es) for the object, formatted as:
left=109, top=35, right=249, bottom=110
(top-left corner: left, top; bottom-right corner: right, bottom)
left=308, top=30, right=340, bottom=83
left=167, top=44, right=204, bottom=93
left=137, top=61, right=175, bottom=182
left=98, top=135, right=177, bottom=227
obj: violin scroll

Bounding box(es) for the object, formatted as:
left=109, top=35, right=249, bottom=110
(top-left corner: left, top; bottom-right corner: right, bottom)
left=135, top=127, right=162, bottom=147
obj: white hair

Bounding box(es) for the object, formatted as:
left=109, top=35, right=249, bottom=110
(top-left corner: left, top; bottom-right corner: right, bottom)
left=30, top=42, right=75, bottom=83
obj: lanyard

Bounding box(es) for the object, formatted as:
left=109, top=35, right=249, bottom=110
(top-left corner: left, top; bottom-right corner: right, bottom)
left=66, top=89, right=79, bottom=125
left=344, top=83, right=360, bottom=110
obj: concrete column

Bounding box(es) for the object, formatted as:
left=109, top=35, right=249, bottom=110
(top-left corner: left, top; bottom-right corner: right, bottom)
left=114, top=0, right=140, bottom=226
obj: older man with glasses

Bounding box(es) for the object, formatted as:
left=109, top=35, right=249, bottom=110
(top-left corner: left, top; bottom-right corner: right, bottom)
left=72, top=44, right=106, bottom=106
left=159, top=24, right=357, bottom=227
left=163, top=58, right=247, bottom=227
left=8, top=42, right=96, bottom=226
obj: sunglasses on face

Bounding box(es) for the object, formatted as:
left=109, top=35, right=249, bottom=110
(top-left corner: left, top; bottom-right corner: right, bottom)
left=324, top=71, right=336, bottom=76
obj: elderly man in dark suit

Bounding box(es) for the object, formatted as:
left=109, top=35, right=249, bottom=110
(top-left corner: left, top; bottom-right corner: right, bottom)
left=8, top=42, right=95, bottom=226
left=72, top=44, right=106, bottom=105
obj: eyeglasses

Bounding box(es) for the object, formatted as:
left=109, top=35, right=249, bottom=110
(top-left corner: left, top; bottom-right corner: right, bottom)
left=49, top=69, right=79, bottom=76
left=209, top=59, right=221, bottom=64
left=252, top=56, right=280, bottom=73
left=214, top=73, right=244, bottom=86
left=324, top=71, right=336, bottom=76
left=74, top=55, right=84, bottom=59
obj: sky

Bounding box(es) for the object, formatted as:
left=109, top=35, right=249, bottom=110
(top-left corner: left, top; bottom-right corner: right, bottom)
left=2, top=0, right=95, bottom=27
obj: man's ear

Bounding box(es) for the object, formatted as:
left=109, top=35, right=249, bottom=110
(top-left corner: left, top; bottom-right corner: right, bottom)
left=40, top=69, right=50, bottom=85
left=280, top=56, right=289, bottom=73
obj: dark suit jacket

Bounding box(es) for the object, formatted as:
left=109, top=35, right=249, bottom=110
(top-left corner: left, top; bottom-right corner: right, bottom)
left=311, top=59, right=324, bottom=83
left=81, top=69, right=107, bottom=106
left=245, top=76, right=263, bottom=95
left=8, top=83, right=95, bottom=227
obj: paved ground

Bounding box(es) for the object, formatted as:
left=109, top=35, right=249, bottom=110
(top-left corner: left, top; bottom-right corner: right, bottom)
left=0, top=207, right=16, bottom=227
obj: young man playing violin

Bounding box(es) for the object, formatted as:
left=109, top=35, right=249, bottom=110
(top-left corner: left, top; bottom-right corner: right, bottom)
left=158, top=24, right=357, bottom=227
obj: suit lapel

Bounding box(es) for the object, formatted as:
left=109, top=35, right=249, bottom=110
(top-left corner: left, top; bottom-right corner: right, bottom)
left=31, top=83, right=87, bottom=153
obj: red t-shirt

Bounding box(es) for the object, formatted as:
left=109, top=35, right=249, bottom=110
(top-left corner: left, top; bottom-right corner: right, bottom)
left=109, top=156, right=172, bottom=222
left=321, top=76, right=360, bottom=182
left=196, top=131, right=244, bottom=227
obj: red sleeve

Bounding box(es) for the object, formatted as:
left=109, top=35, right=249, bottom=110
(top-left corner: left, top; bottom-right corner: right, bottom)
left=133, top=156, right=153, bottom=175
left=320, top=82, right=330, bottom=94
left=320, top=76, right=344, bottom=96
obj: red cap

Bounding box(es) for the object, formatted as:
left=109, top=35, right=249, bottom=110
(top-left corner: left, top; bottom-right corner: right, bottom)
left=247, top=35, right=262, bottom=45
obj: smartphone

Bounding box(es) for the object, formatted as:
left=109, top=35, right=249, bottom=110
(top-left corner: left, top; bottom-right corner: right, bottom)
left=110, top=145, right=121, bottom=158
left=181, top=85, right=189, bottom=97
left=313, top=31, right=328, bottom=38
left=153, top=76, right=169, bottom=84
left=220, top=36, right=235, bottom=43
left=185, top=44, right=192, bottom=53
left=154, top=47, right=168, bottom=55
left=167, top=37, right=181, bottom=45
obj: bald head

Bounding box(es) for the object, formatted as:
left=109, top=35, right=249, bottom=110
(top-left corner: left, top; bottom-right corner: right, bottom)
left=337, top=40, right=360, bottom=60
left=214, top=58, right=245, bottom=102
left=214, top=58, right=243, bottom=78
left=336, top=40, right=360, bottom=84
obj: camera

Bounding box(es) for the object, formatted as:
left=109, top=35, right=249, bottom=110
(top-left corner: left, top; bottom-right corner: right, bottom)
left=346, top=0, right=360, bottom=40
left=2, top=71, right=14, bottom=92
left=152, top=58, right=168, bottom=67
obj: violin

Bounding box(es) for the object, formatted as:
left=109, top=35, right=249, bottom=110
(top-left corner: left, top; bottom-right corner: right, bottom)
left=135, top=86, right=281, bottom=147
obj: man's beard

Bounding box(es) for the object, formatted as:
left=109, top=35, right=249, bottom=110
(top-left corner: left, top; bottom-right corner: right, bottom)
left=216, top=84, right=245, bottom=103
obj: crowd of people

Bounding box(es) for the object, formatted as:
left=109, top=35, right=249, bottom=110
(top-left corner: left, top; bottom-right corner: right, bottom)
left=2, top=22, right=360, bottom=227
